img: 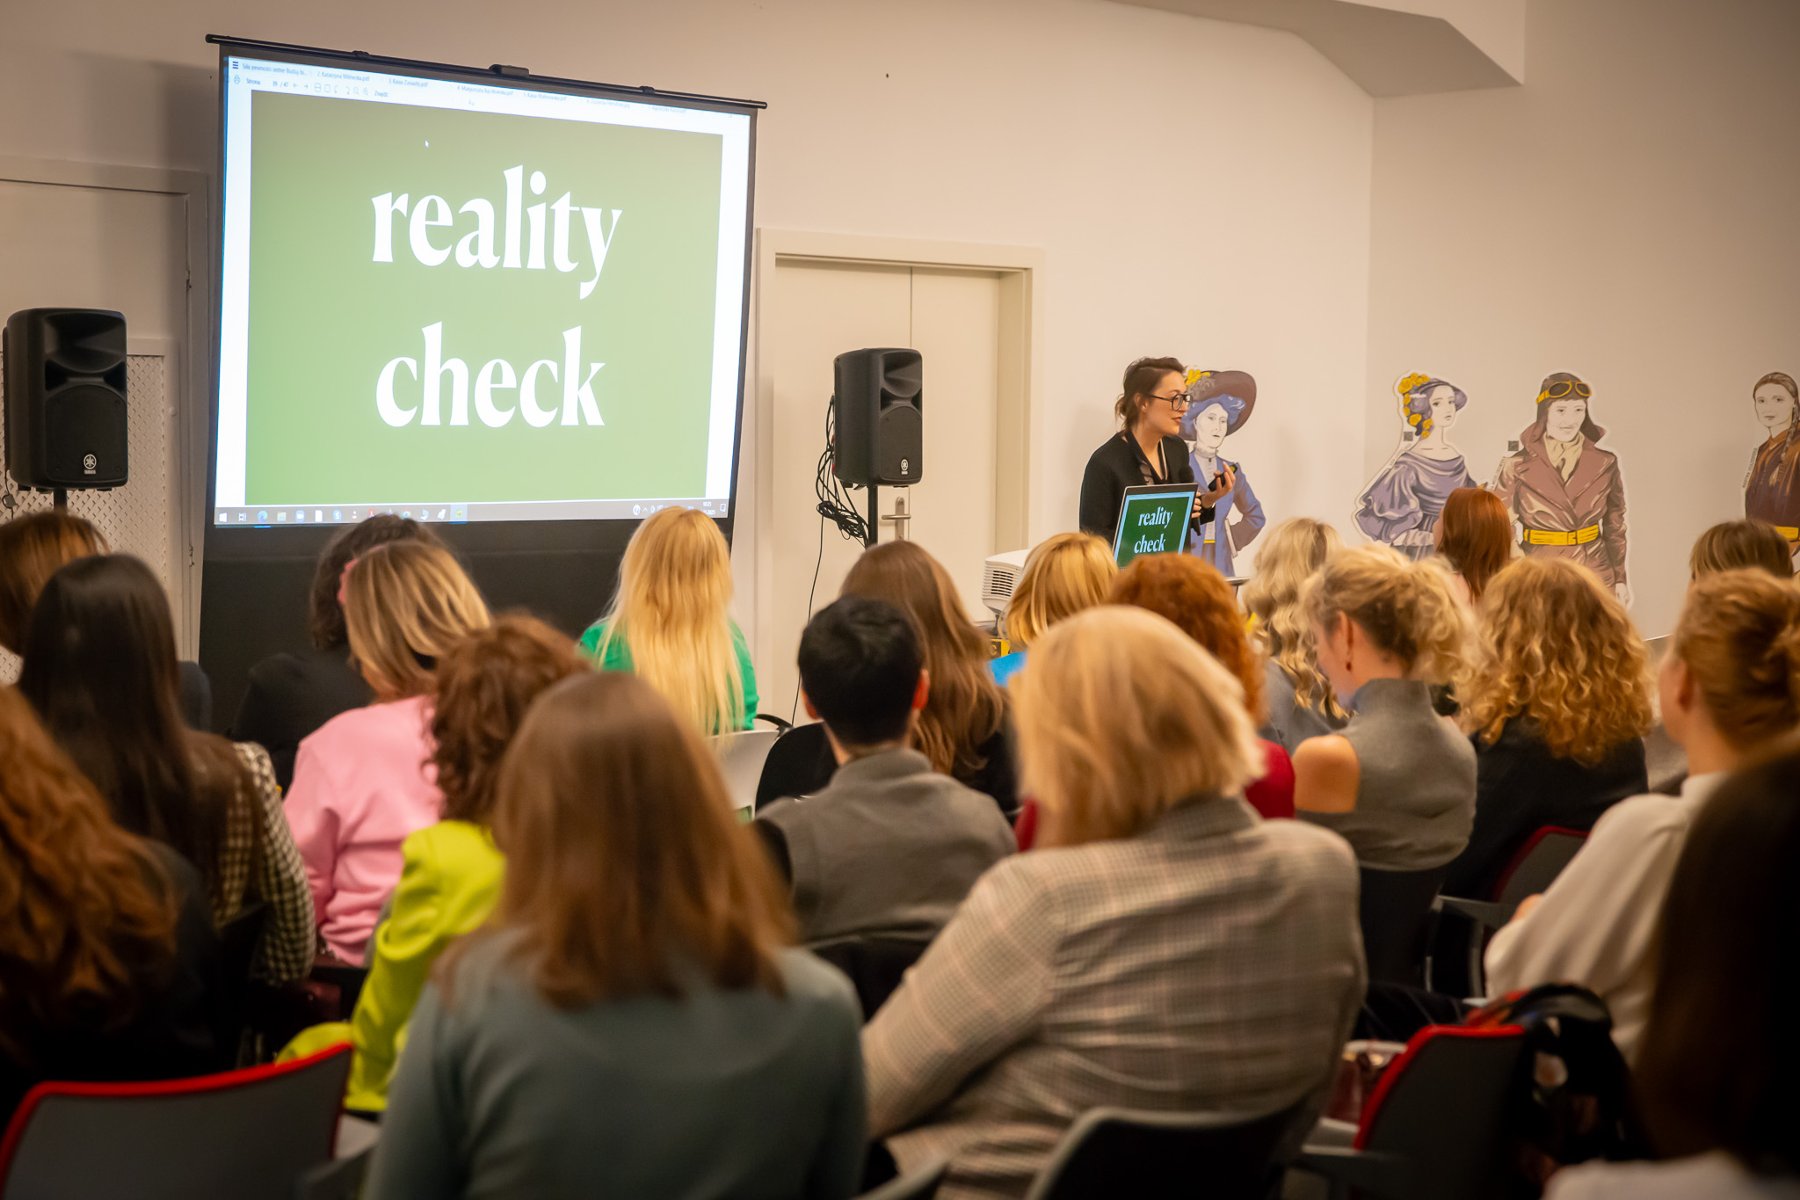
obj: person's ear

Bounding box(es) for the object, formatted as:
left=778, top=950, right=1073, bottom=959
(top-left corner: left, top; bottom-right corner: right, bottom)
left=802, top=691, right=820, bottom=721
left=912, top=667, right=930, bottom=713
left=1671, top=658, right=1696, bottom=714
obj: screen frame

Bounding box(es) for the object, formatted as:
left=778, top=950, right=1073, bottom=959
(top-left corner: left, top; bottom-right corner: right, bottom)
left=1110, top=483, right=1199, bottom=567
left=201, top=34, right=763, bottom=555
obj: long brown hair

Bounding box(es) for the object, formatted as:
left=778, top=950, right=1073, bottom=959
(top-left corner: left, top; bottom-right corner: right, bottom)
left=1436, top=487, right=1513, bottom=602
left=0, top=511, right=107, bottom=653
left=0, top=688, right=179, bottom=1062
left=1458, top=557, right=1652, bottom=763
left=1110, top=553, right=1266, bottom=724
left=448, top=673, right=793, bottom=1008
left=841, top=541, right=1006, bottom=782
left=1637, top=739, right=1800, bottom=1173
left=1688, top=519, right=1793, bottom=580
left=431, top=615, right=587, bottom=827
left=19, top=555, right=246, bottom=911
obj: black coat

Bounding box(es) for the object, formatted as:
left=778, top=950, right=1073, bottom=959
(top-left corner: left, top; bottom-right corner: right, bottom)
left=755, top=720, right=1020, bottom=820
left=1077, top=432, right=1198, bottom=540
left=229, top=644, right=374, bottom=790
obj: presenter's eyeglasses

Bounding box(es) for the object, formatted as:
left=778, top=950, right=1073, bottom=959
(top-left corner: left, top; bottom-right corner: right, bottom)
left=1150, top=392, right=1191, bottom=411
left=1537, top=379, right=1592, bottom=403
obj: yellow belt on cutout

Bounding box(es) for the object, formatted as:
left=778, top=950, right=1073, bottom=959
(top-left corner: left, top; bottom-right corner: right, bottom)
left=1776, top=525, right=1800, bottom=540
left=1524, top=524, right=1601, bottom=547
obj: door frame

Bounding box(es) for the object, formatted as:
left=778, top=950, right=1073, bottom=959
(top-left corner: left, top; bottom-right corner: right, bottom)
left=0, top=155, right=212, bottom=655
left=750, top=229, right=1042, bottom=677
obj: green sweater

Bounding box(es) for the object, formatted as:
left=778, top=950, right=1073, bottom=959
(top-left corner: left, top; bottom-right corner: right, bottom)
left=578, top=619, right=759, bottom=732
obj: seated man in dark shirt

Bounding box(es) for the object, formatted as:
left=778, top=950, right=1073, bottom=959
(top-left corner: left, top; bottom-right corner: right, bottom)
left=755, top=597, right=1015, bottom=949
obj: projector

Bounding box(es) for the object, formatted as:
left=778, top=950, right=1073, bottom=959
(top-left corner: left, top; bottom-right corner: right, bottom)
left=980, top=549, right=1030, bottom=617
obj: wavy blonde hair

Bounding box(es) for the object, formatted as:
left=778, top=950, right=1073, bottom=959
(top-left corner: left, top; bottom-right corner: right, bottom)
left=1013, top=605, right=1262, bottom=848
left=1303, top=543, right=1466, bottom=683
left=1673, top=569, right=1800, bottom=751
left=1458, top=557, right=1652, bottom=762
left=345, top=541, right=491, bottom=700
left=841, top=541, right=1005, bottom=782
left=1241, top=518, right=1346, bottom=721
left=1004, top=532, right=1116, bottom=649
left=599, top=507, right=746, bottom=734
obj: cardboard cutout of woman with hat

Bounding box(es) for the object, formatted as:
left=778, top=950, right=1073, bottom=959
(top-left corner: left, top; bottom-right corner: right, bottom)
left=1492, top=371, right=1631, bottom=604
left=1354, top=373, right=1477, bottom=560
left=1178, top=369, right=1264, bottom=576
left=1744, top=371, right=1800, bottom=550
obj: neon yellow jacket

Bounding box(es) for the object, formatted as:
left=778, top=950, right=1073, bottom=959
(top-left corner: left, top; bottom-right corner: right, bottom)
left=284, top=819, right=504, bottom=1110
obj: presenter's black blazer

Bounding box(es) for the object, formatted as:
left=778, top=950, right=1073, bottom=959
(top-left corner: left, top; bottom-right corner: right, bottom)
left=1078, top=432, right=1197, bottom=540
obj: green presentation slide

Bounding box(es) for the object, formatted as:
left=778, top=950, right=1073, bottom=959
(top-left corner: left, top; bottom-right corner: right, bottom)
left=1114, top=488, right=1195, bottom=567
left=242, top=92, right=725, bottom=506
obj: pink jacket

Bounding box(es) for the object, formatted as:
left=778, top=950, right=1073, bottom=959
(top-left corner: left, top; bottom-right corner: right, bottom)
left=284, top=695, right=442, bottom=964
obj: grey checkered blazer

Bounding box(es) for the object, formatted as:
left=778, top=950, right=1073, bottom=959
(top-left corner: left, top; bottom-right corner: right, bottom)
left=863, top=797, right=1364, bottom=1199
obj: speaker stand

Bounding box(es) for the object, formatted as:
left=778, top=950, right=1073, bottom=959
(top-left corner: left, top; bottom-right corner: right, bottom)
left=865, top=485, right=913, bottom=547
left=864, top=483, right=880, bottom=548
left=52, top=487, right=68, bottom=510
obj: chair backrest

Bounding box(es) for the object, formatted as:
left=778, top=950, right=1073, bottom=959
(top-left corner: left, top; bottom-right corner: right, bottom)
left=293, top=1146, right=371, bottom=1200
left=0, top=1042, right=352, bottom=1200
left=1024, top=1100, right=1308, bottom=1200
left=810, top=937, right=929, bottom=1020
left=1491, top=827, right=1587, bottom=907
left=712, top=729, right=781, bottom=815
left=1358, top=864, right=1449, bottom=986
left=1356, top=1025, right=1528, bottom=1200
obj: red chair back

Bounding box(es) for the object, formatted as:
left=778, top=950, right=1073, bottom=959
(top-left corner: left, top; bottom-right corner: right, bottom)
left=1355, top=1025, right=1527, bottom=1200
left=1492, top=827, right=1588, bottom=906
left=0, top=1042, right=351, bottom=1200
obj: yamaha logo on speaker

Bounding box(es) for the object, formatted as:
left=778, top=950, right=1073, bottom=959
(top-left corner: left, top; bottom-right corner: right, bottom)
left=901, top=458, right=910, bottom=478
left=83, top=453, right=97, bottom=474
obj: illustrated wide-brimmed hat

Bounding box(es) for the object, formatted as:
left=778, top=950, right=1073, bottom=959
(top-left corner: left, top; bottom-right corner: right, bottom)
left=1182, top=369, right=1258, bottom=436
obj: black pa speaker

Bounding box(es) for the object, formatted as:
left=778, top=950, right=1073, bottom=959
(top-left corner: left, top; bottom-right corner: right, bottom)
left=4, top=308, right=129, bottom=491
left=832, top=348, right=922, bottom=487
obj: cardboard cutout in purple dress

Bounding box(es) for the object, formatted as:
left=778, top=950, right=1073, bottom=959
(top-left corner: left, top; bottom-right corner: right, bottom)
left=1355, top=374, right=1474, bottom=560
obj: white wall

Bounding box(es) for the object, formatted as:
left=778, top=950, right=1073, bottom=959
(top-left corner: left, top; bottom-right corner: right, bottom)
left=2, top=0, right=1376, bottom=639
left=1365, top=0, right=1800, bottom=636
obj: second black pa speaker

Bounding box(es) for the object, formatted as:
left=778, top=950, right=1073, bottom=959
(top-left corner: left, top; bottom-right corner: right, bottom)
left=833, top=347, right=921, bottom=487
left=4, top=308, right=129, bottom=491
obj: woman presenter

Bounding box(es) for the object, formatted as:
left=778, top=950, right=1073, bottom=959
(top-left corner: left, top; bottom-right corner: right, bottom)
left=1079, top=357, right=1233, bottom=541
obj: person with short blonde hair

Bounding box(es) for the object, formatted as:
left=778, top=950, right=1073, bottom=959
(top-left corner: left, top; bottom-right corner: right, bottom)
left=1487, top=568, right=1800, bottom=1060
left=990, top=532, right=1115, bottom=686
left=1688, top=518, right=1794, bottom=580
left=286, top=541, right=492, bottom=963
left=1445, top=557, right=1651, bottom=899
left=1292, top=545, right=1475, bottom=872
left=368, top=673, right=865, bottom=1198
left=1241, top=518, right=1347, bottom=748
left=581, top=506, right=756, bottom=733
left=864, top=606, right=1364, bottom=1196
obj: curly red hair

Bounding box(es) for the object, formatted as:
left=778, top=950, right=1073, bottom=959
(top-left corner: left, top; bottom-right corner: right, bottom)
left=1108, top=554, right=1265, bottom=724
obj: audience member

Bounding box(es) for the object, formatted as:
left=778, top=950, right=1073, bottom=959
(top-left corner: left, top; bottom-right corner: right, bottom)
left=285, top=615, right=584, bottom=1111
left=760, top=541, right=1018, bottom=816
left=285, top=540, right=490, bottom=964
left=1548, top=742, right=1800, bottom=1199
left=1486, top=568, right=1800, bottom=1060
left=756, top=597, right=1014, bottom=947
left=1688, top=518, right=1795, bottom=580
left=1109, top=553, right=1295, bottom=818
left=862, top=606, right=1363, bottom=1197
left=231, top=515, right=438, bottom=789
left=367, top=673, right=864, bottom=1199
left=0, top=512, right=210, bottom=726
left=1435, top=486, right=1515, bottom=605
left=1242, top=517, right=1348, bottom=749
left=989, top=531, right=1114, bottom=685
left=1292, top=545, right=1474, bottom=871
left=0, top=688, right=224, bottom=1117
left=1447, top=557, right=1651, bottom=897
left=580, top=506, right=757, bottom=732
left=19, top=554, right=314, bottom=982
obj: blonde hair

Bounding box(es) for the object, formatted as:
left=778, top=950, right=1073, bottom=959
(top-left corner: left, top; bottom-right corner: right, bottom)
left=1004, top=532, right=1116, bottom=649
left=1673, top=569, right=1800, bottom=752
left=1012, top=605, right=1261, bottom=848
left=1459, top=557, right=1653, bottom=763
left=1304, top=544, right=1466, bottom=683
left=840, top=542, right=1005, bottom=781
left=599, top=508, right=746, bottom=733
left=1241, top=518, right=1346, bottom=720
left=0, top=511, right=108, bottom=653
left=345, top=541, right=491, bottom=700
